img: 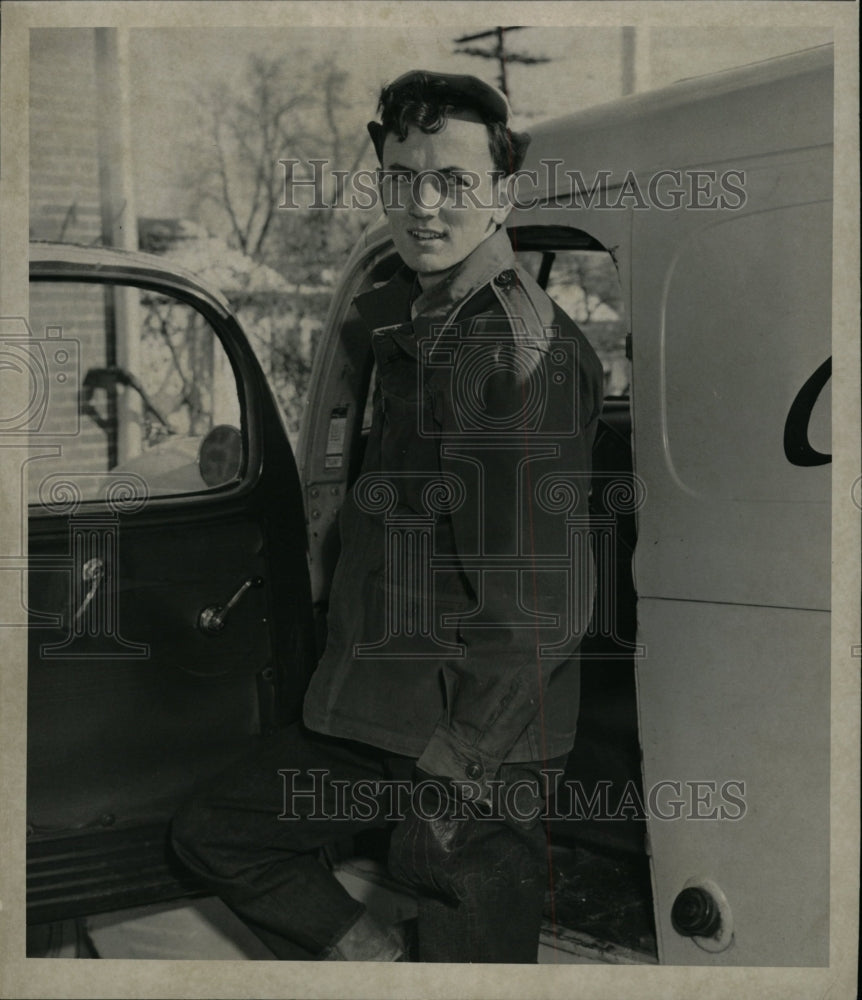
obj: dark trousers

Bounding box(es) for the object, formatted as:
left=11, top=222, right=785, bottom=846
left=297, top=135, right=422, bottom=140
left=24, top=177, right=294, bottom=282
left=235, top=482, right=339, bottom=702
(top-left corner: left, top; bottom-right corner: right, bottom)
left=171, top=723, right=558, bottom=962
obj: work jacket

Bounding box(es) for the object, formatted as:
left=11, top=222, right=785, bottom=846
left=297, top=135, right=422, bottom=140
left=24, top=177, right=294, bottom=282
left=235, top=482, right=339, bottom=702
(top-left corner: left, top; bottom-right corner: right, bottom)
left=303, top=227, right=605, bottom=796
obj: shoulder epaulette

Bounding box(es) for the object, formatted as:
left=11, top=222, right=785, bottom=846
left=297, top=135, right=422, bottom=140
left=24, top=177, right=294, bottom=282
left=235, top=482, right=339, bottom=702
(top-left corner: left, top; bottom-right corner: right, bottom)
left=489, top=265, right=557, bottom=347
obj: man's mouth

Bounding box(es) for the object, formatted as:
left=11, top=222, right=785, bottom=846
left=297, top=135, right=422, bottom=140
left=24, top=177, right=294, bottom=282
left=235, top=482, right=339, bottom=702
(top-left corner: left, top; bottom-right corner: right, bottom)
left=408, top=229, right=445, bottom=242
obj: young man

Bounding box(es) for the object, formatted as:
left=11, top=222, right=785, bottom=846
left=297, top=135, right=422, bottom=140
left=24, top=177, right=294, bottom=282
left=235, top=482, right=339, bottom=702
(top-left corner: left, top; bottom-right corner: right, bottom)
left=172, top=70, right=604, bottom=963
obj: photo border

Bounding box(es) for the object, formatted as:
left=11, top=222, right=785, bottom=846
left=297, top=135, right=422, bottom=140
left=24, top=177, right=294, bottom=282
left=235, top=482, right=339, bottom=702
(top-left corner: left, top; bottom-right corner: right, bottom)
left=1, top=2, right=858, bottom=998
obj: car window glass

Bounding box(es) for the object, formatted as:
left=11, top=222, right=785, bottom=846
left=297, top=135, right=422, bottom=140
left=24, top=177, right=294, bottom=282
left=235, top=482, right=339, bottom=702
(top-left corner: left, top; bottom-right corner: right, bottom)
left=27, top=281, right=243, bottom=505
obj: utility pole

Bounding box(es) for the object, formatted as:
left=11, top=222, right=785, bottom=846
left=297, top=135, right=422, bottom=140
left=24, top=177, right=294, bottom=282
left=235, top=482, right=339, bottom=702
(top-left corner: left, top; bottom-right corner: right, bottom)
left=94, top=27, right=141, bottom=464
left=453, top=27, right=550, bottom=103
left=621, top=27, right=636, bottom=96
left=621, top=26, right=650, bottom=95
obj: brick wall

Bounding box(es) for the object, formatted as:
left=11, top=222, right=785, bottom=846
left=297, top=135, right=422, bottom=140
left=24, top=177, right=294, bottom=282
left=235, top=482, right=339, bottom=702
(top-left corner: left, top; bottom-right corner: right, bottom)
left=30, top=29, right=111, bottom=501
left=30, top=29, right=102, bottom=245
left=27, top=282, right=112, bottom=504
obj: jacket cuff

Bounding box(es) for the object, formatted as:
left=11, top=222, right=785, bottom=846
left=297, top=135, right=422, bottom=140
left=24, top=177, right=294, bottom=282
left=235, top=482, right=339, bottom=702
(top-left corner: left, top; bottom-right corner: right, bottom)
left=416, top=725, right=504, bottom=803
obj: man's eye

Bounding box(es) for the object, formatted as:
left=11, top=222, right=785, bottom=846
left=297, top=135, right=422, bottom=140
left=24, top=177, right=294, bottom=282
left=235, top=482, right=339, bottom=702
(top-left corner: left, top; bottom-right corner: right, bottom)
left=379, top=170, right=411, bottom=184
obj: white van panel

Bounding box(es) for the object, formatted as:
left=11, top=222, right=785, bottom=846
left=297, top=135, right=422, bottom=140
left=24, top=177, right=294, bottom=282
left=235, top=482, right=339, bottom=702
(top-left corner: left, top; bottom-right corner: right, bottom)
left=632, top=148, right=831, bottom=611
left=628, top=57, right=833, bottom=966
left=661, top=201, right=830, bottom=503
left=637, top=598, right=829, bottom=966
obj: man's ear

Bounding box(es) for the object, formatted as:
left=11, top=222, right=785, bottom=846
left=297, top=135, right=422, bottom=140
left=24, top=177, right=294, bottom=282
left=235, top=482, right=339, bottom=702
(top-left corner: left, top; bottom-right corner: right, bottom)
left=491, top=174, right=516, bottom=227
left=367, top=122, right=386, bottom=163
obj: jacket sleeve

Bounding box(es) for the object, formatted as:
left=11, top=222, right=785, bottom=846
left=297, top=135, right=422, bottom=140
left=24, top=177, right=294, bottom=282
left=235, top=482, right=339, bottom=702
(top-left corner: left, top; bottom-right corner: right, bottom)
left=416, top=282, right=604, bottom=794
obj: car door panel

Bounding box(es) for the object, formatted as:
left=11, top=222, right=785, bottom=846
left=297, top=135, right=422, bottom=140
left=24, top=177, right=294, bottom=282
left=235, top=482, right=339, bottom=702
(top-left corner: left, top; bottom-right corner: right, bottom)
left=28, top=515, right=271, bottom=828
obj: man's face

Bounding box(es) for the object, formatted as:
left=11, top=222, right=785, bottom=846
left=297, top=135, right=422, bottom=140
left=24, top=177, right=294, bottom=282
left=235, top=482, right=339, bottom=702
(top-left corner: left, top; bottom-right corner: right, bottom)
left=380, top=114, right=512, bottom=288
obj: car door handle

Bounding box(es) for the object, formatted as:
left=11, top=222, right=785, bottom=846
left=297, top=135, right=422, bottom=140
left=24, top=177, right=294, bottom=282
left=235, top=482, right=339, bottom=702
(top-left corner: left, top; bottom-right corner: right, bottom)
left=198, top=576, right=263, bottom=634
left=73, top=558, right=104, bottom=622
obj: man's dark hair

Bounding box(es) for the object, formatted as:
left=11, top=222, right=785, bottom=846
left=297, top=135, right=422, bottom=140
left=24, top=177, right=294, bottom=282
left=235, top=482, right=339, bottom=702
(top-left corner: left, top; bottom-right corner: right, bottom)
left=368, top=73, right=531, bottom=176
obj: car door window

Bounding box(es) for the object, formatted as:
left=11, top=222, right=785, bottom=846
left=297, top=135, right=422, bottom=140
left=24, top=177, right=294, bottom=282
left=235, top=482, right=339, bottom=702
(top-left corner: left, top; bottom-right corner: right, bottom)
left=517, top=247, right=630, bottom=398
left=28, top=282, right=243, bottom=505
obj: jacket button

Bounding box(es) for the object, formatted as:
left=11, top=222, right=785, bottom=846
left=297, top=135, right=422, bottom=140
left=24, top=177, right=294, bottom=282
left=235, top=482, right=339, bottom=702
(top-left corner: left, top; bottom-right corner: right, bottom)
left=494, top=269, right=516, bottom=287
left=465, top=762, right=483, bottom=779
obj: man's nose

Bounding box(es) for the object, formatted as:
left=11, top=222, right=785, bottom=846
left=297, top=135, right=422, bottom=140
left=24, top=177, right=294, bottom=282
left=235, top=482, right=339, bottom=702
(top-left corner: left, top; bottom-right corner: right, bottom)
left=409, top=173, right=443, bottom=216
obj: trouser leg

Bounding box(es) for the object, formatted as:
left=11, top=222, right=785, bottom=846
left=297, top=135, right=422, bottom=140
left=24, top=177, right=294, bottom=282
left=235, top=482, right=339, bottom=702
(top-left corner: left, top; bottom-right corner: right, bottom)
left=171, top=723, right=395, bottom=957
left=416, top=882, right=547, bottom=963
left=393, top=809, right=549, bottom=963
left=388, top=759, right=561, bottom=963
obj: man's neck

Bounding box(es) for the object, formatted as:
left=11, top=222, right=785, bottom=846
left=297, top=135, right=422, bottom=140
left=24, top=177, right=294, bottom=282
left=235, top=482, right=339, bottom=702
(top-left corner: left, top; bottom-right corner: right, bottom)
left=415, top=265, right=456, bottom=293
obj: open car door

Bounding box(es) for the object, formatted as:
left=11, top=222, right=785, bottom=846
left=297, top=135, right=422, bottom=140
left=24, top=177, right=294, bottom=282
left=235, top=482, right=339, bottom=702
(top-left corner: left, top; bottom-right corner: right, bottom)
left=25, top=244, right=316, bottom=925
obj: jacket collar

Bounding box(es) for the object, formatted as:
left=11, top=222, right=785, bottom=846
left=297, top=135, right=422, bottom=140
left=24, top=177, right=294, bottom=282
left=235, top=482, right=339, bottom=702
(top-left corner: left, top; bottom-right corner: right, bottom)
left=353, top=226, right=515, bottom=342
left=410, top=226, right=515, bottom=325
